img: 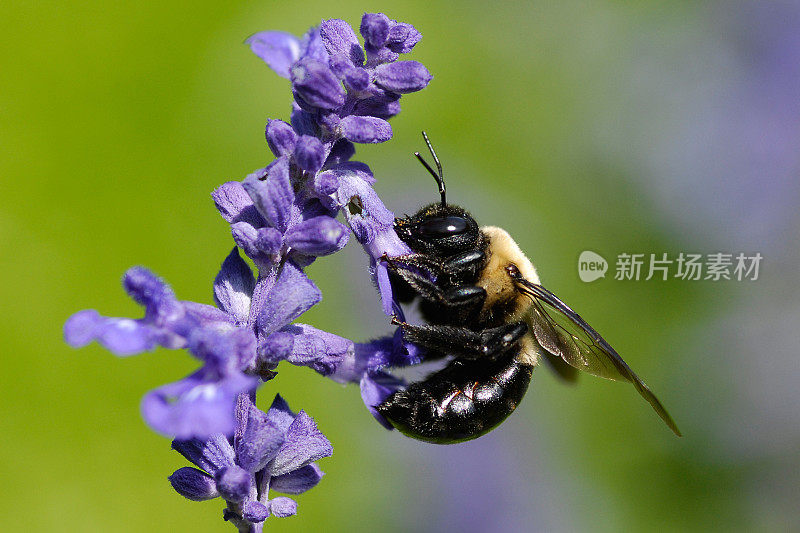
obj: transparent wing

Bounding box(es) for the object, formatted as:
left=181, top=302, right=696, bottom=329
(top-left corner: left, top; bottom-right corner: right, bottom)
left=540, top=350, right=580, bottom=382
left=514, top=276, right=681, bottom=436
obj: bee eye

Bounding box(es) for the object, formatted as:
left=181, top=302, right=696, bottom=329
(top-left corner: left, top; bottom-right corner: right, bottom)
left=417, top=216, right=469, bottom=238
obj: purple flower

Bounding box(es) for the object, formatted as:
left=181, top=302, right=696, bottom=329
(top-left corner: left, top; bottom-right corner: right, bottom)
left=245, top=31, right=301, bottom=79
left=142, top=369, right=258, bottom=439
left=238, top=14, right=432, bottom=419
left=64, top=264, right=259, bottom=438
left=67, top=15, right=434, bottom=528
left=208, top=244, right=352, bottom=381
left=63, top=246, right=352, bottom=438
left=169, top=393, right=331, bottom=529
left=251, top=14, right=431, bottom=146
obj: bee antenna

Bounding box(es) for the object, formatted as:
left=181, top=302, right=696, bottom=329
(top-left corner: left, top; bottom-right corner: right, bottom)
left=414, top=131, right=446, bottom=207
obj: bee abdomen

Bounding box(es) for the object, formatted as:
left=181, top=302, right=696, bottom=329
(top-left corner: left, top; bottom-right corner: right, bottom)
left=376, top=355, right=533, bottom=444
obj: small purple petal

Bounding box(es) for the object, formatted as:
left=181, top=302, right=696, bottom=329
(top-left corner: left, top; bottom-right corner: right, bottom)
left=293, top=135, right=326, bottom=173
left=299, top=27, right=328, bottom=63
left=172, top=434, right=236, bottom=474
left=360, top=13, right=391, bottom=49
left=266, top=394, right=296, bottom=434
left=334, top=174, right=395, bottom=243
left=242, top=501, right=269, bottom=522
left=182, top=301, right=234, bottom=326
left=290, top=107, right=317, bottom=137
left=340, top=116, right=393, bottom=144
left=269, top=411, right=333, bottom=477
left=231, top=328, right=258, bottom=372
left=328, top=161, right=376, bottom=184
left=328, top=55, right=353, bottom=79
left=186, top=328, right=237, bottom=372
left=214, top=465, right=253, bottom=503
left=365, top=44, right=399, bottom=66
left=373, top=61, right=432, bottom=93
left=394, top=326, right=423, bottom=367
left=316, top=110, right=341, bottom=133
left=123, top=267, right=179, bottom=320
left=256, top=227, right=283, bottom=257
left=290, top=58, right=346, bottom=111
left=234, top=394, right=285, bottom=473
left=231, top=222, right=264, bottom=265
left=265, top=119, right=297, bottom=157
left=364, top=224, right=413, bottom=317
left=361, top=370, right=406, bottom=429
left=246, top=31, right=301, bottom=79
left=230, top=225, right=283, bottom=268
left=186, top=327, right=252, bottom=373
left=313, top=170, right=340, bottom=197
left=257, top=330, right=295, bottom=364
left=374, top=260, right=395, bottom=316
left=64, top=309, right=102, bottom=348
left=142, top=370, right=258, bottom=439
left=97, top=318, right=157, bottom=356
left=256, top=261, right=321, bottom=338
left=270, top=463, right=324, bottom=495
left=386, top=22, right=422, bottom=54
left=212, top=180, right=265, bottom=227
left=280, top=323, right=353, bottom=375
left=242, top=157, right=294, bottom=232
left=344, top=67, right=370, bottom=92
left=296, top=196, right=334, bottom=222
left=353, top=93, right=402, bottom=119
left=269, top=496, right=297, bottom=518
left=325, top=139, right=356, bottom=166
left=233, top=225, right=284, bottom=268
left=169, top=467, right=220, bottom=501
left=284, top=216, right=349, bottom=256
left=319, top=19, right=365, bottom=66
left=213, top=248, right=255, bottom=323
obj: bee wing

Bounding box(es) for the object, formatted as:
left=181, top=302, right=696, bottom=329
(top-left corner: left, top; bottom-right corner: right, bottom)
left=514, top=277, right=681, bottom=436
left=540, top=350, right=581, bottom=382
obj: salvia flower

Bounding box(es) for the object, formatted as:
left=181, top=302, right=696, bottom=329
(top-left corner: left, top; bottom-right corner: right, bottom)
left=170, top=394, right=331, bottom=530
left=64, top=265, right=259, bottom=439
left=65, top=13, right=432, bottom=526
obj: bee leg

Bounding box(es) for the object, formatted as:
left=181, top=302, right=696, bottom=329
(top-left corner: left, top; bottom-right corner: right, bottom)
left=393, top=320, right=528, bottom=360
left=381, top=253, right=440, bottom=276
left=383, top=250, right=485, bottom=279
left=441, top=250, right=485, bottom=277
left=384, top=260, right=465, bottom=302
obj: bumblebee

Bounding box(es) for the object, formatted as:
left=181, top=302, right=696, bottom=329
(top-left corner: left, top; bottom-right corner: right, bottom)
left=376, top=133, right=680, bottom=444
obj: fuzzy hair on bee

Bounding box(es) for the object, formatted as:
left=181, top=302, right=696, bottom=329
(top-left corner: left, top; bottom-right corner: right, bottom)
left=376, top=132, right=680, bottom=444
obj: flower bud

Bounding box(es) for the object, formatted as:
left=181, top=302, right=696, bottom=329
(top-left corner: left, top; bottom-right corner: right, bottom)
left=215, top=465, right=253, bottom=503
left=290, top=58, right=346, bottom=110
left=373, top=61, right=432, bottom=93
left=360, top=13, right=390, bottom=48
left=169, top=467, right=220, bottom=501
left=284, top=216, right=349, bottom=256
left=294, top=135, right=326, bottom=173
left=265, top=120, right=297, bottom=157
left=340, top=116, right=392, bottom=144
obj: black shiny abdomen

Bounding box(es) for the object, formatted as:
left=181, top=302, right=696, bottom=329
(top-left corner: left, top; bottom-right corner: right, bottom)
left=377, top=354, right=533, bottom=444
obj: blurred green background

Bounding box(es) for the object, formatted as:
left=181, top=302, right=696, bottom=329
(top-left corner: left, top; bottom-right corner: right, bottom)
left=3, top=0, right=798, bottom=531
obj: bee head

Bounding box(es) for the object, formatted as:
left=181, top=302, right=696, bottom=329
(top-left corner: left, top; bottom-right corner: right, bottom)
left=394, top=132, right=480, bottom=257
left=395, top=203, right=480, bottom=257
